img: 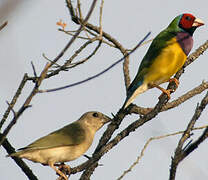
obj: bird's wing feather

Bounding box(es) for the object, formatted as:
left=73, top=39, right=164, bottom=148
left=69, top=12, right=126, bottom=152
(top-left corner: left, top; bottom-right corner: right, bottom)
left=19, top=123, right=86, bottom=150
left=128, top=29, right=176, bottom=95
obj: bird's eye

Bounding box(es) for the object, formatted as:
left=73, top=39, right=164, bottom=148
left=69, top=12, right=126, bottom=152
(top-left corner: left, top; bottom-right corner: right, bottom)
left=92, top=112, right=99, bottom=117
left=185, top=16, right=191, bottom=21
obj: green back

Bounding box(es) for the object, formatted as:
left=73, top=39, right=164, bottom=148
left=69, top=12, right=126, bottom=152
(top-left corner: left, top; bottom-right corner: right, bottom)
left=19, top=123, right=86, bottom=150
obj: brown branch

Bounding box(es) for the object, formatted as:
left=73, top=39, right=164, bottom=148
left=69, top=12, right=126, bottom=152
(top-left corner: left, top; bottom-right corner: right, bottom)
left=0, top=21, right=8, bottom=31
left=169, top=91, right=208, bottom=180
left=130, top=81, right=208, bottom=115
left=38, top=32, right=150, bottom=93
left=117, top=125, right=208, bottom=180
left=47, top=0, right=98, bottom=68
left=66, top=0, right=130, bottom=89
left=46, top=37, right=101, bottom=78
left=0, top=63, right=50, bottom=146
left=0, top=74, right=28, bottom=130
left=68, top=41, right=102, bottom=68
left=60, top=29, right=118, bottom=47
left=1, top=134, right=38, bottom=180
left=183, top=126, right=208, bottom=157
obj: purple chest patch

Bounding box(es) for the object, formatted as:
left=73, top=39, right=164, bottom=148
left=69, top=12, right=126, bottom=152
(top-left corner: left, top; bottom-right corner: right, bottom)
left=176, top=32, right=193, bottom=56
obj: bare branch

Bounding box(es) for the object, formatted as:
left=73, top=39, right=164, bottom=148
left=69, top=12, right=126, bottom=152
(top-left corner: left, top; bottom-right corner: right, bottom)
left=0, top=133, right=38, bottom=180
left=169, top=91, right=208, bottom=180
left=38, top=32, right=151, bottom=93
left=0, top=74, right=28, bottom=130
left=66, top=0, right=130, bottom=88
left=0, top=21, right=8, bottom=31
left=1, top=134, right=38, bottom=180
left=117, top=125, right=208, bottom=180
left=31, top=61, right=37, bottom=77
left=46, top=37, right=100, bottom=78
left=48, top=0, right=98, bottom=67
left=0, top=63, right=50, bottom=146
left=130, top=81, right=208, bottom=115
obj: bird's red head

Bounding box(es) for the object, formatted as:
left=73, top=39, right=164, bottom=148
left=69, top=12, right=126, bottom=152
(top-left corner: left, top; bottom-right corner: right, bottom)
left=179, top=13, right=204, bottom=29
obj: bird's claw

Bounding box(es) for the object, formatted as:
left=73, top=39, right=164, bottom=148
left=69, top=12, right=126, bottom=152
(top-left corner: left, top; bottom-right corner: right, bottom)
left=159, top=89, right=172, bottom=100
left=169, top=78, right=179, bottom=88
left=56, top=163, right=70, bottom=179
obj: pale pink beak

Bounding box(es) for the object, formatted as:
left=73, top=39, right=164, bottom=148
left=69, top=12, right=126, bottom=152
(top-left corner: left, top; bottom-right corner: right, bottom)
left=193, top=18, right=204, bottom=27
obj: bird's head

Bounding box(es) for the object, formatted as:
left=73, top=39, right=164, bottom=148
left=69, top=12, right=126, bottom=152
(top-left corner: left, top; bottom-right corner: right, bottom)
left=79, top=111, right=111, bottom=133
left=168, top=13, right=204, bottom=35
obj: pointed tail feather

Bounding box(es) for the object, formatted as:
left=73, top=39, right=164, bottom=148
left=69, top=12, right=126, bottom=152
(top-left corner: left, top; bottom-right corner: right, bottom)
left=6, top=150, right=25, bottom=158
left=122, top=83, right=148, bottom=109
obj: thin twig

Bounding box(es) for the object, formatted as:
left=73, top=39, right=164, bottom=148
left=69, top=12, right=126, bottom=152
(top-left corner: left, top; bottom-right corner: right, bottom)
left=99, top=0, right=104, bottom=38
left=0, top=74, right=28, bottom=130
left=39, top=32, right=151, bottom=93
left=6, top=101, right=16, bottom=117
left=66, top=0, right=130, bottom=88
left=130, top=81, right=208, bottom=115
left=2, top=134, right=38, bottom=180
left=42, top=53, right=63, bottom=69
left=169, top=91, right=208, bottom=180
left=31, top=62, right=37, bottom=77
left=46, top=37, right=100, bottom=77
left=0, top=63, right=50, bottom=146
left=117, top=125, right=208, bottom=180
left=0, top=21, right=8, bottom=31
left=68, top=40, right=102, bottom=68
left=49, top=0, right=98, bottom=67
left=60, top=29, right=117, bottom=47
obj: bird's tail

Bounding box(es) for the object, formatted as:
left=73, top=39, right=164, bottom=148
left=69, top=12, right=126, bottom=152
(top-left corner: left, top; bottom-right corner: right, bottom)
left=6, top=151, right=24, bottom=158
left=122, top=83, right=148, bottom=109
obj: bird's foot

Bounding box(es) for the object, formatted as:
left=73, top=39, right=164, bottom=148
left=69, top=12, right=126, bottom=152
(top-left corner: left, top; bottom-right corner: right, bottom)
left=58, top=163, right=71, bottom=176
left=151, top=84, right=172, bottom=100
left=168, top=78, right=179, bottom=90
left=50, top=163, right=69, bottom=180
left=158, top=88, right=173, bottom=100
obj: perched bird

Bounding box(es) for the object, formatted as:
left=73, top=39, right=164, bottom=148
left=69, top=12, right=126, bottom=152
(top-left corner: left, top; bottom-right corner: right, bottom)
left=122, top=13, right=204, bottom=109
left=7, top=111, right=111, bottom=180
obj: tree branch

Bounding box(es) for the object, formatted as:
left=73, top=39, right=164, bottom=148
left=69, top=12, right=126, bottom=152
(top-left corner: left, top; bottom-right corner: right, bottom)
left=169, top=91, right=208, bottom=180
left=1, top=134, right=38, bottom=180
left=0, top=74, right=28, bottom=130
left=0, top=21, right=8, bottom=31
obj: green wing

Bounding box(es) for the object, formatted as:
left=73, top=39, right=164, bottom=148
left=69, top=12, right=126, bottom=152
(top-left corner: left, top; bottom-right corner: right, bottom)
left=19, top=123, right=86, bottom=150
left=137, top=29, right=176, bottom=75
left=127, top=29, right=176, bottom=93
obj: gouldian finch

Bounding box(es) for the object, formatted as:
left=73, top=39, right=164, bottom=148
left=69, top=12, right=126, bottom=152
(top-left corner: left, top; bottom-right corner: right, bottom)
left=123, top=13, right=204, bottom=109
left=7, top=112, right=111, bottom=180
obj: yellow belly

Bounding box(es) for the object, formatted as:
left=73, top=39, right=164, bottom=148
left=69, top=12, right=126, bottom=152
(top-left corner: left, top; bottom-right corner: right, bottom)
left=144, top=38, right=187, bottom=85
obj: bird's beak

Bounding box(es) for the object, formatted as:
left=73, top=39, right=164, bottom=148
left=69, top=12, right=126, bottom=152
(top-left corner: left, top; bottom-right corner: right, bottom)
left=192, top=18, right=204, bottom=27
left=102, top=115, right=111, bottom=124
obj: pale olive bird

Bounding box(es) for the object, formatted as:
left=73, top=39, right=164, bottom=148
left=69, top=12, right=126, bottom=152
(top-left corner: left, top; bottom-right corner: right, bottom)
left=7, top=111, right=111, bottom=180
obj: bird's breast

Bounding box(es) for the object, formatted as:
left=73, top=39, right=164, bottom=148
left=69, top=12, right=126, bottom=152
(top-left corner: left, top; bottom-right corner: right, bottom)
left=144, top=37, right=187, bottom=85
left=176, top=32, right=193, bottom=56
left=18, top=139, right=93, bottom=164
